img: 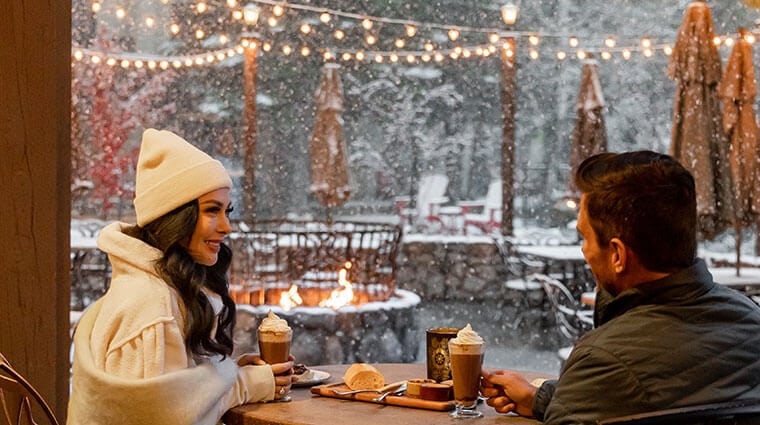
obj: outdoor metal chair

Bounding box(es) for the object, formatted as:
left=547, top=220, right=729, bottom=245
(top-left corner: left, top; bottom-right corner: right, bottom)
left=597, top=398, right=760, bottom=425
left=0, top=353, right=59, bottom=425
left=492, top=236, right=547, bottom=330
left=532, top=274, right=594, bottom=342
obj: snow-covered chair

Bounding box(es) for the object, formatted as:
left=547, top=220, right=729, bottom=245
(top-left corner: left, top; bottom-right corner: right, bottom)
left=459, top=179, right=501, bottom=235
left=395, top=174, right=449, bottom=231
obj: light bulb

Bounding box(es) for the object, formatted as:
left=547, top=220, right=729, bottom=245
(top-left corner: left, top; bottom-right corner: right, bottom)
left=365, top=34, right=376, bottom=45
left=196, top=2, right=207, bottom=13
left=395, top=38, right=405, bottom=48
left=320, top=12, right=331, bottom=23
left=405, top=25, right=417, bottom=37
left=334, top=30, right=345, bottom=40
left=362, top=19, right=373, bottom=30
left=448, top=28, right=460, bottom=41
left=273, top=4, right=284, bottom=16
left=604, top=37, right=615, bottom=48
left=568, top=36, right=579, bottom=47
left=300, top=23, right=311, bottom=34
left=556, top=51, right=566, bottom=60
left=529, top=35, right=540, bottom=46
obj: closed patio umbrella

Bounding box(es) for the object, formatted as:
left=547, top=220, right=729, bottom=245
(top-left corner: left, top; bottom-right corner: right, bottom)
left=567, top=58, right=607, bottom=199
left=310, top=64, right=351, bottom=220
left=668, top=1, right=734, bottom=240
left=718, top=28, right=760, bottom=274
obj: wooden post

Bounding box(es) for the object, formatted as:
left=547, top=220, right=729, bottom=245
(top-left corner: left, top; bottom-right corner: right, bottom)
left=500, top=37, right=517, bottom=236
left=242, top=37, right=259, bottom=224
left=0, top=0, right=71, bottom=420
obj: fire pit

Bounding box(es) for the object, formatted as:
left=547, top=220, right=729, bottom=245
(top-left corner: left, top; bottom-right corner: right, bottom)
left=229, top=220, right=420, bottom=365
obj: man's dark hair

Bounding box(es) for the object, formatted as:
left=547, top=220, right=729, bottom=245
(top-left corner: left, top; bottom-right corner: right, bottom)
left=574, top=150, right=697, bottom=272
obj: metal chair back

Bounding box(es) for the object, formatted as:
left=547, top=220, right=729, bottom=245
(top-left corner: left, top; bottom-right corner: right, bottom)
left=0, top=354, right=59, bottom=425
left=598, top=398, right=760, bottom=425
left=532, top=274, right=593, bottom=341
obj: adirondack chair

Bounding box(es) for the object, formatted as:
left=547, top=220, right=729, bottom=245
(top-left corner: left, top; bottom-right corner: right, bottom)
left=459, top=179, right=502, bottom=235
left=395, top=174, right=449, bottom=231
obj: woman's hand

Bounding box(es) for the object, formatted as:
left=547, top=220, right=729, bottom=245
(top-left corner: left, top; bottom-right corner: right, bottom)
left=236, top=353, right=296, bottom=399
left=480, top=369, right=537, bottom=417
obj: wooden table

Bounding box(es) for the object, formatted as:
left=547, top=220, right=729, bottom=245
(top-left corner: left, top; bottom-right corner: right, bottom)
left=223, top=363, right=546, bottom=425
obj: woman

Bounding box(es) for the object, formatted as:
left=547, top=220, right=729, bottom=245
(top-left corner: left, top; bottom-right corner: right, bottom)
left=68, top=129, right=293, bottom=425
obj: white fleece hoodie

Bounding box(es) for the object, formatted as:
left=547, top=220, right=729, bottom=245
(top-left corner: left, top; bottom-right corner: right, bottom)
left=67, top=222, right=274, bottom=425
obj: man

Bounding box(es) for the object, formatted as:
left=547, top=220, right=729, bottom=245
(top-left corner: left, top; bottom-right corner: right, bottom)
left=481, top=151, right=760, bottom=424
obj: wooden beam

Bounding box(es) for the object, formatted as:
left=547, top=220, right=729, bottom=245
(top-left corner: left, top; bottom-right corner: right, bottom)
left=0, top=0, right=71, bottom=420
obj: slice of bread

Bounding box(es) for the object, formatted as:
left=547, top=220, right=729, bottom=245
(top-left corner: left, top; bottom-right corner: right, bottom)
left=343, top=363, right=385, bottom=390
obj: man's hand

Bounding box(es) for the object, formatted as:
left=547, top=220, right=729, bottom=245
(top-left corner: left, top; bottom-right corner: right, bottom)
left=480, top=369, right=538, bottom=417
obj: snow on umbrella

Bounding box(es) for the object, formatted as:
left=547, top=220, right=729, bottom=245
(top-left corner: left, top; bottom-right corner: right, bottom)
left=567, top=58, right=608, bottom=200
left=668, top=1, right=734, bottom=240
left=309, top=63, right=351, bottom=218
left=718, top=28, right=760, bottom=274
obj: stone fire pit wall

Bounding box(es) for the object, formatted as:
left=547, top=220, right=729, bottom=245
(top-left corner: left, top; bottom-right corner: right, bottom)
left=233, top=289, right=420, bottom=365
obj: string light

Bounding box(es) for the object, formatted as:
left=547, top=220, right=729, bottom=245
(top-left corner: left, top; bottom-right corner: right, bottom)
left=282, top=44, right=292, bottom=55
left=267, top=17, right=278, bottom=27
left=389, top=53, right=399, bottom=62
left=745, top=33, right=756, bottom=44
left=374, top=54, right=383, bottom=63
left=341, top=52, right=352, bottom=61
left=262, top=41, right=272, bottom=51
left=75, top=1, right=749, bottom=69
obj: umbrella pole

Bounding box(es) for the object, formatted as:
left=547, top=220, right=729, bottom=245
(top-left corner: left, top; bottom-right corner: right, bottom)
left=735, top=221, right=742, bottom=277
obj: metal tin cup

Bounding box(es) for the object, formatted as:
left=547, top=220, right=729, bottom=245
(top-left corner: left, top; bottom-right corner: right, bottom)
left=426, top=327, right=460, bottom=382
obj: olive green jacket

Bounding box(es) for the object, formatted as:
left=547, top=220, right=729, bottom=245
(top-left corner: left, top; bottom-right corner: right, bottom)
left=534, top=259, right=760, bottom=424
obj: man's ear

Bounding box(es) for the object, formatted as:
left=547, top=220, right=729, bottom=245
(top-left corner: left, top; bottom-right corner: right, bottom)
left=609, top=237, right=627, bottom=274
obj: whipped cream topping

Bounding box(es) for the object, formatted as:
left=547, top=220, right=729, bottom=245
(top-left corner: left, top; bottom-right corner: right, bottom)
left=450, top=323, right=484, bottom=345
left=258, top=310, right=292, bottom=333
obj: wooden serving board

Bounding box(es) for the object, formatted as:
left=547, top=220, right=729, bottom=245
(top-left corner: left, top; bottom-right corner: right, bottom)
left=310, top=382, right=455, bottom=411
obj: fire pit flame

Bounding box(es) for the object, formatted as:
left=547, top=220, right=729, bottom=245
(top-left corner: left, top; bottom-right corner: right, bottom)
left=319, top=261, right=354, bottom=309
left=279, top=284, right=303, bottom=311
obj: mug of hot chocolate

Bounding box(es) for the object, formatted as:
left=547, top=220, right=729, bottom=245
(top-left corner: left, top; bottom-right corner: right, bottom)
left=448, top=323, right=485, bottom=419
left=258, top=310, right=293, bottom=401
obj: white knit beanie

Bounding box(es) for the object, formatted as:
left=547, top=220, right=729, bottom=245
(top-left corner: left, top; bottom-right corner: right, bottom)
left=134, top=128, right=232, bottom=227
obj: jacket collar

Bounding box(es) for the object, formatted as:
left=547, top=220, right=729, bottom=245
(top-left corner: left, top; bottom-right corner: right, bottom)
left=594, top=259, right=714, bottom=326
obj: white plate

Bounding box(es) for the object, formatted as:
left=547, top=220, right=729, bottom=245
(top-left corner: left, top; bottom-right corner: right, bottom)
left=293, top=369, right=330, bottom=387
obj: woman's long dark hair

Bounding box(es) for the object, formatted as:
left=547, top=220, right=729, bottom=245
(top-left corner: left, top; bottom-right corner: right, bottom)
left=128, top=200, right=236, bottom=358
